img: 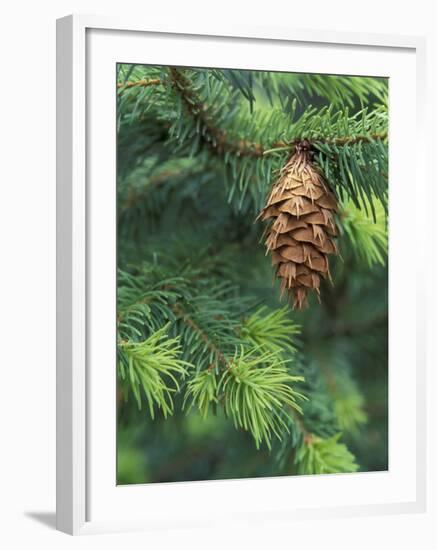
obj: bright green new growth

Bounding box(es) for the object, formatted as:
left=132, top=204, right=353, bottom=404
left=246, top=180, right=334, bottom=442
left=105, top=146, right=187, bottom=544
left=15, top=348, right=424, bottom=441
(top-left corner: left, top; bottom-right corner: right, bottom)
left=334, top=393, right=368, bottom=436
left=218, top=348, right=305, bottom=449
left=240, top=306, right=300, bottom=355
left=118, top=324, right=190, bottom=418
left=295, top=434, right=359, bottom=475
left=183, top=369, right=219, bottom=419
left=118, top=257, right=307, bottom=448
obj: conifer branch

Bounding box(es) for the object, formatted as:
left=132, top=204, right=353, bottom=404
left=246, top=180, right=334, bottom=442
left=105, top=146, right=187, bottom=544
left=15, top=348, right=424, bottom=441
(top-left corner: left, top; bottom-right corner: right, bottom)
left=172, top=303, right=230, bottom=369
left=168, top=67, right=267, bottom=158
left=168, top=68, right=388, bottom=157
left=118, top=71, right=387, bottom=159
left=262, top=133, right=387, bottom=156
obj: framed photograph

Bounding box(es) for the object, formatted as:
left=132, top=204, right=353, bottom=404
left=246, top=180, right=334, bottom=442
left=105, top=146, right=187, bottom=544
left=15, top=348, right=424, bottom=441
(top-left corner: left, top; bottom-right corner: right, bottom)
left=56, top=15, right=427, bottom=535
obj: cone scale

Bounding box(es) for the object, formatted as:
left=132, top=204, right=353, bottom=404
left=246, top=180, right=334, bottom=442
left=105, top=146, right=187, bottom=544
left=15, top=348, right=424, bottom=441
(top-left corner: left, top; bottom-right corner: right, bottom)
left=258, top=140, right=339, bottom=309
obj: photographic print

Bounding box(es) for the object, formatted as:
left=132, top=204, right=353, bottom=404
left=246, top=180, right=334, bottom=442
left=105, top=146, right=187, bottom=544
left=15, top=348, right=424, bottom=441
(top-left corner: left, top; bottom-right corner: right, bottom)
left=116, top=65, right=388, bottom=484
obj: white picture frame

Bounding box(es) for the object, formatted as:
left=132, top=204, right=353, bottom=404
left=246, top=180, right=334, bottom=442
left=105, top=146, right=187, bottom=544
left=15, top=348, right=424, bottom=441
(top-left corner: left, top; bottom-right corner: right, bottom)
left=56, top=14, right=427, bottom=535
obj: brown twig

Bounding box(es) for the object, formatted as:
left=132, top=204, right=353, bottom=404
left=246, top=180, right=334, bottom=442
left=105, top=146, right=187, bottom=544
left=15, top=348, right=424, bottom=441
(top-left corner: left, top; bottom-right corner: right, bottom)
left=172, top=303, right=230, bottom=369
left=117, top=78, right=162, bottom=90
left=323, top=132, right=387, bottom=146
left=168, top=67, right=268, bottom=158
left=118, top=71, right=388, bottom=157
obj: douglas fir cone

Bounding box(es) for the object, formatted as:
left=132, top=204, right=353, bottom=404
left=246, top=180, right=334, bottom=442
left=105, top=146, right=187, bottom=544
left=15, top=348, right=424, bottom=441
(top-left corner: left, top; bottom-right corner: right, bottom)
left=257, top=140, right=339, bottom=309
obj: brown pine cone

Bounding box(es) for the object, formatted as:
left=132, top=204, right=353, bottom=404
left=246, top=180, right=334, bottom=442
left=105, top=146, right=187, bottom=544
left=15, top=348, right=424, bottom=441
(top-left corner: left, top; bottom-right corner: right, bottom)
left=257, top=140, right=339, bottom=309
